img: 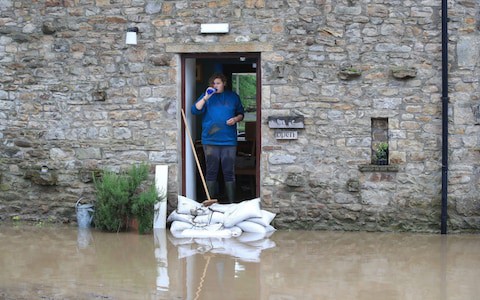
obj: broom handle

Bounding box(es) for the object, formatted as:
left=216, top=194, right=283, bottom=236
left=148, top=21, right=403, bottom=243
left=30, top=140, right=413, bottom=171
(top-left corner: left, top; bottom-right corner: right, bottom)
left=181, top=109, right=212, bottom=201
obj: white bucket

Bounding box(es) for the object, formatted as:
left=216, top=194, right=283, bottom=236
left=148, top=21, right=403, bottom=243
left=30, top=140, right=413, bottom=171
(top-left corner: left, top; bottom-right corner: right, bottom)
left=75, top=198, right=94, bottom=228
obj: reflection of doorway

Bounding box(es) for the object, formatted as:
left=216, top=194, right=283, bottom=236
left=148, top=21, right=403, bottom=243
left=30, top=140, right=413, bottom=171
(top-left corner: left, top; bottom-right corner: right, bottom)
left=181, top=53, right=261, bottom=202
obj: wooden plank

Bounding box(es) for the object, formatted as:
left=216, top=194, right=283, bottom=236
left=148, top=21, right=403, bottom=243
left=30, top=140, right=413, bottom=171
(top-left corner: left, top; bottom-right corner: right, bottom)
left=154, top=165, right=168, bottom=229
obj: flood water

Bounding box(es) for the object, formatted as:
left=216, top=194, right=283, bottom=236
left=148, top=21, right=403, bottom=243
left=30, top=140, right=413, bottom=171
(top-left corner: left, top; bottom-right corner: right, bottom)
left=0, top=225, right=479, bottom=300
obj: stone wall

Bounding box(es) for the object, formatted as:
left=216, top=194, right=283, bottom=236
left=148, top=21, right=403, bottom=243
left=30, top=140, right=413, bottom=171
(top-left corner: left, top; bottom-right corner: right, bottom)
left=0, top=0, right=478, bottom=232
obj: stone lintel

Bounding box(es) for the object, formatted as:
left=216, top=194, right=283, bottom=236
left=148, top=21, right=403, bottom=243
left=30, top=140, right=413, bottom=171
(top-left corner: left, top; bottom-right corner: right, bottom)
left=165, top=42, right=273, bottom=53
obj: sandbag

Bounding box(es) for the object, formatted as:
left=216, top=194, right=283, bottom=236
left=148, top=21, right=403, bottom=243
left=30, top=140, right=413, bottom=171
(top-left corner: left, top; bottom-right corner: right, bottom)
left=171, top=196, right=276, bottom=240
left=170, top=221, right=194, bottom=232
left=176, top=195, right=201, bottom=214
left=224, top=226, right=243, bottom=237
left=167, top=211, right=194, bottom=224
left=208, top=203, right=236, bottom=213
left=193, top=211, right=225, bottom=225
left=265, top=225, right=276, bottom=232
left=189, top=206, right=211, bottom=216
left=247, top=210, right=276, bottom=227
left=236, top=220, right=267, bottom=234
left=224, top=198, right=262, bottom=227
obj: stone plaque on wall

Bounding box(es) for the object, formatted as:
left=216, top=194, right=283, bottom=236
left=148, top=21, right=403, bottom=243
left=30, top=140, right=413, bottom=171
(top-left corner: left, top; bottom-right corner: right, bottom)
left=275, top=130, right=298, bottom=140
left=268, top=116, right=304, bottom=129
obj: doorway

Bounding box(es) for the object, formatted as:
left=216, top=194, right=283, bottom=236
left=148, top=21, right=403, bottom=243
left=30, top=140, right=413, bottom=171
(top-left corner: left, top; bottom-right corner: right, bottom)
left=181, top=53, right=261, bottom=202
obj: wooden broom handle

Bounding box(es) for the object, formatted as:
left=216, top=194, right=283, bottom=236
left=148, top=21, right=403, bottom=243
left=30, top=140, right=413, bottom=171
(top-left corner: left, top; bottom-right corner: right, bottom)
left=181, top=109, right=212, bottom=201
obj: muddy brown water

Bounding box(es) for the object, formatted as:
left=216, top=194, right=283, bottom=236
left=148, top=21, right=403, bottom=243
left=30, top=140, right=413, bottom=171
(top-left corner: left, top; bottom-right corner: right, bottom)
left=0, top=226, right=479, bottom=300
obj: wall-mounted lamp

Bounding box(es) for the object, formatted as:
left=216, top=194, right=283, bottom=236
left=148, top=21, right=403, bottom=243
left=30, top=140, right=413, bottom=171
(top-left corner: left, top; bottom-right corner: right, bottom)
left=126, top=27, right=139, bottom=45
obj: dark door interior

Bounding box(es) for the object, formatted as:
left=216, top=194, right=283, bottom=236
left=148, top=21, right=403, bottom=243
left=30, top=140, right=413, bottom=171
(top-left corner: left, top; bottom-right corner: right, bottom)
left=183, top=53, right=260, bottom=203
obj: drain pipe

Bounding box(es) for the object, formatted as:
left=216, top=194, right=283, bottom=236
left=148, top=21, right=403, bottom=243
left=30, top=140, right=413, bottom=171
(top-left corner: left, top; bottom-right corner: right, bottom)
left=440, top=0, right=449, bottom=234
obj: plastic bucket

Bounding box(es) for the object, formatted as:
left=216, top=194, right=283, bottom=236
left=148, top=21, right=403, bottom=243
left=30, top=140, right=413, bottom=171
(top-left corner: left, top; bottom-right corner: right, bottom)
left=75, top=198, right=94, bottom=228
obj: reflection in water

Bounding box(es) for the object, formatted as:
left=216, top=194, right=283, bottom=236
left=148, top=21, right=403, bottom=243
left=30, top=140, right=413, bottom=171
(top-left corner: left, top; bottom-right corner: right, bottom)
left=169, top=231, right=275, bottom=263
left=77, top=228, right=93, bottom=249
left=0, top=226, right=479, bottom=300
left=154, top=229, right=169, bottom=292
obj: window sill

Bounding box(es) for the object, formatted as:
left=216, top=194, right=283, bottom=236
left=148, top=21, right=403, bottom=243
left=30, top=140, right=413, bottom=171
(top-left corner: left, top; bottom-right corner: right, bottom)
left=358, top=164, right=399, bottom=172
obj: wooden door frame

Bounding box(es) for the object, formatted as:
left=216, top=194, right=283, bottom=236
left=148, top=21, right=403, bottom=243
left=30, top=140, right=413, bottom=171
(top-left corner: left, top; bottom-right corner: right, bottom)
left=180, top=52, right=262, bottom=198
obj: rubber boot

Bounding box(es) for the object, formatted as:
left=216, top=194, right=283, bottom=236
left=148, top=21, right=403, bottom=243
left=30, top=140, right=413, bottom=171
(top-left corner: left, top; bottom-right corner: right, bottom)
left=206, top=181, right=218, bottom=200
left=224, top=181, right=236, bottom=204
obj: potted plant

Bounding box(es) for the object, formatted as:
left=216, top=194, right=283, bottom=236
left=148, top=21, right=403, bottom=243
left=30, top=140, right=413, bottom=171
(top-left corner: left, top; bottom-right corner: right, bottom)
left=375, top=142, right=389, bottom=165
left=93, top=163, right=158, bottom=234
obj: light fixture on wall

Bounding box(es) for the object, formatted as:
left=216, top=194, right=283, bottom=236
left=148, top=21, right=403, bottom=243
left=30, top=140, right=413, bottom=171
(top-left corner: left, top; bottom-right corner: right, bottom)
left=200, top=23, right=229, bottom=34
left=126, top=27, right=139, bottom=45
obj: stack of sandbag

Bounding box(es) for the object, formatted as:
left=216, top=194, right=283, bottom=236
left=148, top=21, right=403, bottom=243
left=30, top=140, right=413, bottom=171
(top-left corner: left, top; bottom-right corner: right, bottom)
left=167, top=196, right=276, bottom=238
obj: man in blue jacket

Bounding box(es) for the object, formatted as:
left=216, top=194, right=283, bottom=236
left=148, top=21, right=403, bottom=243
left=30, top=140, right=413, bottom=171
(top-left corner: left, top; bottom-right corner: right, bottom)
left=192, top=73, right=245, bottom=203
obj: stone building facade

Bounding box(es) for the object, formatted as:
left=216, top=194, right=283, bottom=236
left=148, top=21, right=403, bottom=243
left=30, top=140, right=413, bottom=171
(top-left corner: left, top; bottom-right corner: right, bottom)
left=0, top=0, right=479, bottom=232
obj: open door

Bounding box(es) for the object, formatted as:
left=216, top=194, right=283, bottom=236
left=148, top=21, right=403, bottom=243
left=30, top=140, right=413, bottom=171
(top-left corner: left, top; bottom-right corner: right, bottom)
left=181, top=53, right=261, bottom=202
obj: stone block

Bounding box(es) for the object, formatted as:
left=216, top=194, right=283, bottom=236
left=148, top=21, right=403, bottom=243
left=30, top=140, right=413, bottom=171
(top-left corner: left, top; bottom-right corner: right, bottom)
left=75, top=148, right=102, bottom=160
left=285, top=173, right=306, bottom=187
left=338, top=65, right=362, bottom=80
left=346, top=179, right=360, bottom=192
left=457, top=35, right=480, bottom=68
left=24, top=169, right=58, bottom=186
left=269, top=154, right=296, bottom=165
left=391, top=66, right=417, bottom=79
left=472, top=103, right=480, bottom=125
left=14, top=139, right=32, bottom=147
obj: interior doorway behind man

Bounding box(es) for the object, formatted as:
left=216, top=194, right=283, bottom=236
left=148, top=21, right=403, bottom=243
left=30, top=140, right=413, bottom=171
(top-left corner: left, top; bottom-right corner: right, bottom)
left=181, top=53, right=261, bottom=203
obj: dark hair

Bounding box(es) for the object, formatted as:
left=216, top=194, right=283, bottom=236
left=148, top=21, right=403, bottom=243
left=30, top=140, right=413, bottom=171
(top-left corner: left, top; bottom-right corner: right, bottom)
left=208, top=73, right=228, bottom=87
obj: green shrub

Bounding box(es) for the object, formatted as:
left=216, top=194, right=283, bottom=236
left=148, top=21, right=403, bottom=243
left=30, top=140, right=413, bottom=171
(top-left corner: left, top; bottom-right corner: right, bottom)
left=131, top=184, right=158, bottom=234
left=127, top=163, right=149, bottom=194
left=93, top=163, right=156, bottom=233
